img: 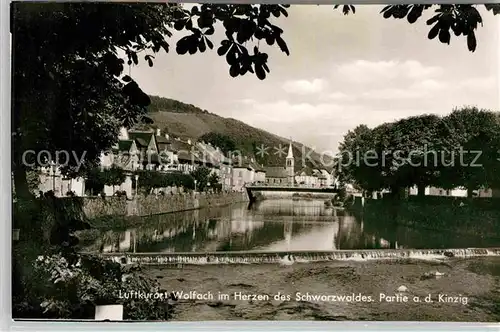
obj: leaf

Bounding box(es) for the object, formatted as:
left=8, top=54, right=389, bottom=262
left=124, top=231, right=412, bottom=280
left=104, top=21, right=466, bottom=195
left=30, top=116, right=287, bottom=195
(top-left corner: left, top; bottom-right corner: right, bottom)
left=428, top=24, right=440, bottom=40
left=229, top=65, right=239, bottom=78
left=176, top=40, right=189, bottom=55
left=205, top=26, right=215, bottom=36
left=226, top=49, right=238, bottom=66
left=467, top=31, right=477, bottom=52
left=206, top=38, right=214, bottom=50
left=276, top=36, right=289, bottom=56
left=382, top=7, right=393, bottom=19
left=255, top=64, right=266, bottom=80
left=217, top=41, right=231, bottom=56
left=174, top=20, right=185, bottom=31
left=131, top=52, right=138, bottom=65
left=438, top=28, right=451, bottom=44
left=426, top=14, right=440, bottom=25
left=484, top=4, right=500, bottom=15
left=198, top=38, right=206, bottom=53
left=407, top=6, right=422, bottom=24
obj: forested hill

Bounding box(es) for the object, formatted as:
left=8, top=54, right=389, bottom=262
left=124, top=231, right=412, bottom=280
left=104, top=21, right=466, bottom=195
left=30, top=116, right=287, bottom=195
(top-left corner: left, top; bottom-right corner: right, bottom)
left=141, top=95, right=334, bottom=169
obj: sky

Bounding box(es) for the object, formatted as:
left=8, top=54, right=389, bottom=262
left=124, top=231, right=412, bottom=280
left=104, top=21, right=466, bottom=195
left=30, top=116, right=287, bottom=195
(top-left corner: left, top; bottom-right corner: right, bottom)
left=132, top=5, right=500, bottom=154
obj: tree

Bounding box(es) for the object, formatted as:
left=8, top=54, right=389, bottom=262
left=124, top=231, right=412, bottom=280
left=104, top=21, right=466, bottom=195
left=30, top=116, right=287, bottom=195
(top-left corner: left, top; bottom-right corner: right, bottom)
left=190, top=167, right=212, bottom=192
left=102, top=166, right=126, bottom=194
left=12, top=3, right=500, bottom=200
left=386, top=115, right=446, bottom=198
left=338, top=108, right=500, bottom=200
left=83, top=168, right=105, bottom=196
left=440, top=107, right=500, bottom=197
left=338, top=125, right=379, bottom=194
left=208, top=172, right=221, bottom=192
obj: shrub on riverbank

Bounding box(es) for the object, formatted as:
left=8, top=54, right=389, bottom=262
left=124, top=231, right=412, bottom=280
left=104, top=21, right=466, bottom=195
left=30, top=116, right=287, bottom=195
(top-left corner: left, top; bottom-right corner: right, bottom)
left=13, top=196, right=174, bottom=320
left=13, top=245, right=173, bottom=320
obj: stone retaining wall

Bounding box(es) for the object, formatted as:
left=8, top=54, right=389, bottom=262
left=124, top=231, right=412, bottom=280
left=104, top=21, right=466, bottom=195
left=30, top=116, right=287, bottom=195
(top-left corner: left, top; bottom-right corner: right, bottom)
left=83, top=192, right=249, bottom=219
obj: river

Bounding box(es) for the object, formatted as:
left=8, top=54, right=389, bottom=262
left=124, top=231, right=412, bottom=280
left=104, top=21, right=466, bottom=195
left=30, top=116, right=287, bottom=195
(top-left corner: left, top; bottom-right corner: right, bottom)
left=86, top=199, right=500, bottom=253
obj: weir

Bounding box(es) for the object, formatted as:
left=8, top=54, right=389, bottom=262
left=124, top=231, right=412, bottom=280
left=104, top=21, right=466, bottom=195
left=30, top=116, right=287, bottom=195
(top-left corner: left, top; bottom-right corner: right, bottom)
left=90, top=248, right=500, bottom=265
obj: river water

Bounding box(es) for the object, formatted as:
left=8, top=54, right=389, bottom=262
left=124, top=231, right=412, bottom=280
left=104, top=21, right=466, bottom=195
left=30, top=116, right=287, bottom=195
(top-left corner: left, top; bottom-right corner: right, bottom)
left=87, top=199, right=500, bottom=253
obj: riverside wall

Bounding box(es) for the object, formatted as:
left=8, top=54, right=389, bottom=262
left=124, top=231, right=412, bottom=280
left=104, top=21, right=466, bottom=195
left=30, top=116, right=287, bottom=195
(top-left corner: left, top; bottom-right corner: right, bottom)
left=82, top=192, right=249, bottom=219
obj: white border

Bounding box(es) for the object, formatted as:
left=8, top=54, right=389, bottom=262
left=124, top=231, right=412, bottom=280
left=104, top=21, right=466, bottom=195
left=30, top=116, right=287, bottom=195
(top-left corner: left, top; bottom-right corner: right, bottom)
left=1, top=1, right=500, bottom=331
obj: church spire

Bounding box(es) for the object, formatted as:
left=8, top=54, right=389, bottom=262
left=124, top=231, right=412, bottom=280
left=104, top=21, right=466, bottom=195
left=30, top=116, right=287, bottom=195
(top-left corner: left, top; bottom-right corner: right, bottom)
left=287, top=139, right=293, bottom=158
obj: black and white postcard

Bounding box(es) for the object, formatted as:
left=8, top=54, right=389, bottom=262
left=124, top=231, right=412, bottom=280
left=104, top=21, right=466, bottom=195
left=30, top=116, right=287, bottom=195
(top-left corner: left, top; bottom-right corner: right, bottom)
left=10, top=2, right=500, bottom=322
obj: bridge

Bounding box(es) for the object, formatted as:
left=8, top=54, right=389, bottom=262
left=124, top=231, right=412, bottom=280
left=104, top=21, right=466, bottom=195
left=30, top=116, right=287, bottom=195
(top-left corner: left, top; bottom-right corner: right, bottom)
left=245, top=184, right=339, bottom=203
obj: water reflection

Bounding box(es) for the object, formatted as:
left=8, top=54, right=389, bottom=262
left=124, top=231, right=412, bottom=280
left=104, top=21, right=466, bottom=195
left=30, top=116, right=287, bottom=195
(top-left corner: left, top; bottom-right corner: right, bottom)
left=84, top=198, right=499, bottom=253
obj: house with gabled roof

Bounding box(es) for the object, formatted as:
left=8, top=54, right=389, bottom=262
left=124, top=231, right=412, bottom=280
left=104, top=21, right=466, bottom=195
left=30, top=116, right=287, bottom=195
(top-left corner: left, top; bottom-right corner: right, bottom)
left=232, top=157, right=256, bottom=192
left=295, top=166, right=318, bottom=186
left=128, top=130, right=161, bottom=170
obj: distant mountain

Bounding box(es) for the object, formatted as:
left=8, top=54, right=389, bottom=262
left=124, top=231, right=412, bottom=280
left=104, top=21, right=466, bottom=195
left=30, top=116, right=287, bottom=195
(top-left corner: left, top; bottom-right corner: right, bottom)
left=140, top=95, right=334, bottom=170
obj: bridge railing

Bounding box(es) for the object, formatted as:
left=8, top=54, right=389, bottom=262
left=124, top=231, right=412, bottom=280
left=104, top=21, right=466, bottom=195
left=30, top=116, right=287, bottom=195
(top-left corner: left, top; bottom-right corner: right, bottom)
left=245, top=182, right=337, bottom=190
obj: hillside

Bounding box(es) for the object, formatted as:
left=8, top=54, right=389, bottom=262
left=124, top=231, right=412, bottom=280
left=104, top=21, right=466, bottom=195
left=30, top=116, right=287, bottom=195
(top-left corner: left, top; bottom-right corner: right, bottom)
left=141, top=95, right=334, bottom=169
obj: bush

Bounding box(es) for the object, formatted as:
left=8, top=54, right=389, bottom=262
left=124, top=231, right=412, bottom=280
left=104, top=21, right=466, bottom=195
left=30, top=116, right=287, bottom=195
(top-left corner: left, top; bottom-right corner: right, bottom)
left=114, top=190, right=127, bottom=198
left=13, top=251, right=173, bottom=320
left=13, top=194, right=174, bottom=320
left=134, top=170, right=195, bottom=193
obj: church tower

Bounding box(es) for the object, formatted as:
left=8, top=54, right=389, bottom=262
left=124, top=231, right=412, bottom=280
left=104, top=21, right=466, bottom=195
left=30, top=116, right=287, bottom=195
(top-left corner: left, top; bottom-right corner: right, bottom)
left=286, top=141, right=294, bottom=185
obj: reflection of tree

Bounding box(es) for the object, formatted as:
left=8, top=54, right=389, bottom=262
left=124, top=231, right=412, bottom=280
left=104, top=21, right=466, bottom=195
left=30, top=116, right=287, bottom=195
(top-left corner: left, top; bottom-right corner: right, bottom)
left=359, top=201, right=500, bottom=249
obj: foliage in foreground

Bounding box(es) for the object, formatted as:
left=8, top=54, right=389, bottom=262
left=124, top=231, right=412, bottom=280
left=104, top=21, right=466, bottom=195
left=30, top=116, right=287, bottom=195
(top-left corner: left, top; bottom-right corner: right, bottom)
left=13, top=248, right=173, bottom=320
left=12, top=195, right=173, bottom=320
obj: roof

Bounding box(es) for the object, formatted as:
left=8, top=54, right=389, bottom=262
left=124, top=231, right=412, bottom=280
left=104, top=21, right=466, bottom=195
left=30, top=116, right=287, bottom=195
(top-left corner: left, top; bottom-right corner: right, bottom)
left=129, top=131, right=154, bottom=148
left=177, top=150, right=194, bottom=162
left=295, top=167, right=314, bottom=176
left=287, top=143, right=293, bottom=158
left=117, top=140, right=134, bottom=152
left=265, top=166, right=288, bottom=178
left=156, top=136, right=171, bottom=144
left=170, top=139, right=192, bottom=153
left=250, top=161, right=265, bottom=172
left=157, top=142, right=170, bottom=152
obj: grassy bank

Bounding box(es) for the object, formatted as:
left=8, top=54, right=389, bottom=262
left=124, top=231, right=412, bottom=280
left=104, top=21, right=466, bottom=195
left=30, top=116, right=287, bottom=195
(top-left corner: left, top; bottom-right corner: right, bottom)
left=357, top=198, right=500, bottom=238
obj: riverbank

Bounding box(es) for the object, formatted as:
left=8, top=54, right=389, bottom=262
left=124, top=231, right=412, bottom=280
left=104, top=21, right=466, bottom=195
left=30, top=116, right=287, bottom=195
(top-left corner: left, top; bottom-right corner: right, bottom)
left=144, top=257, right=500, bottom=321
left=349, top=198, right=500, bottom=238
left=82, top=192, right=249, bottom=219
